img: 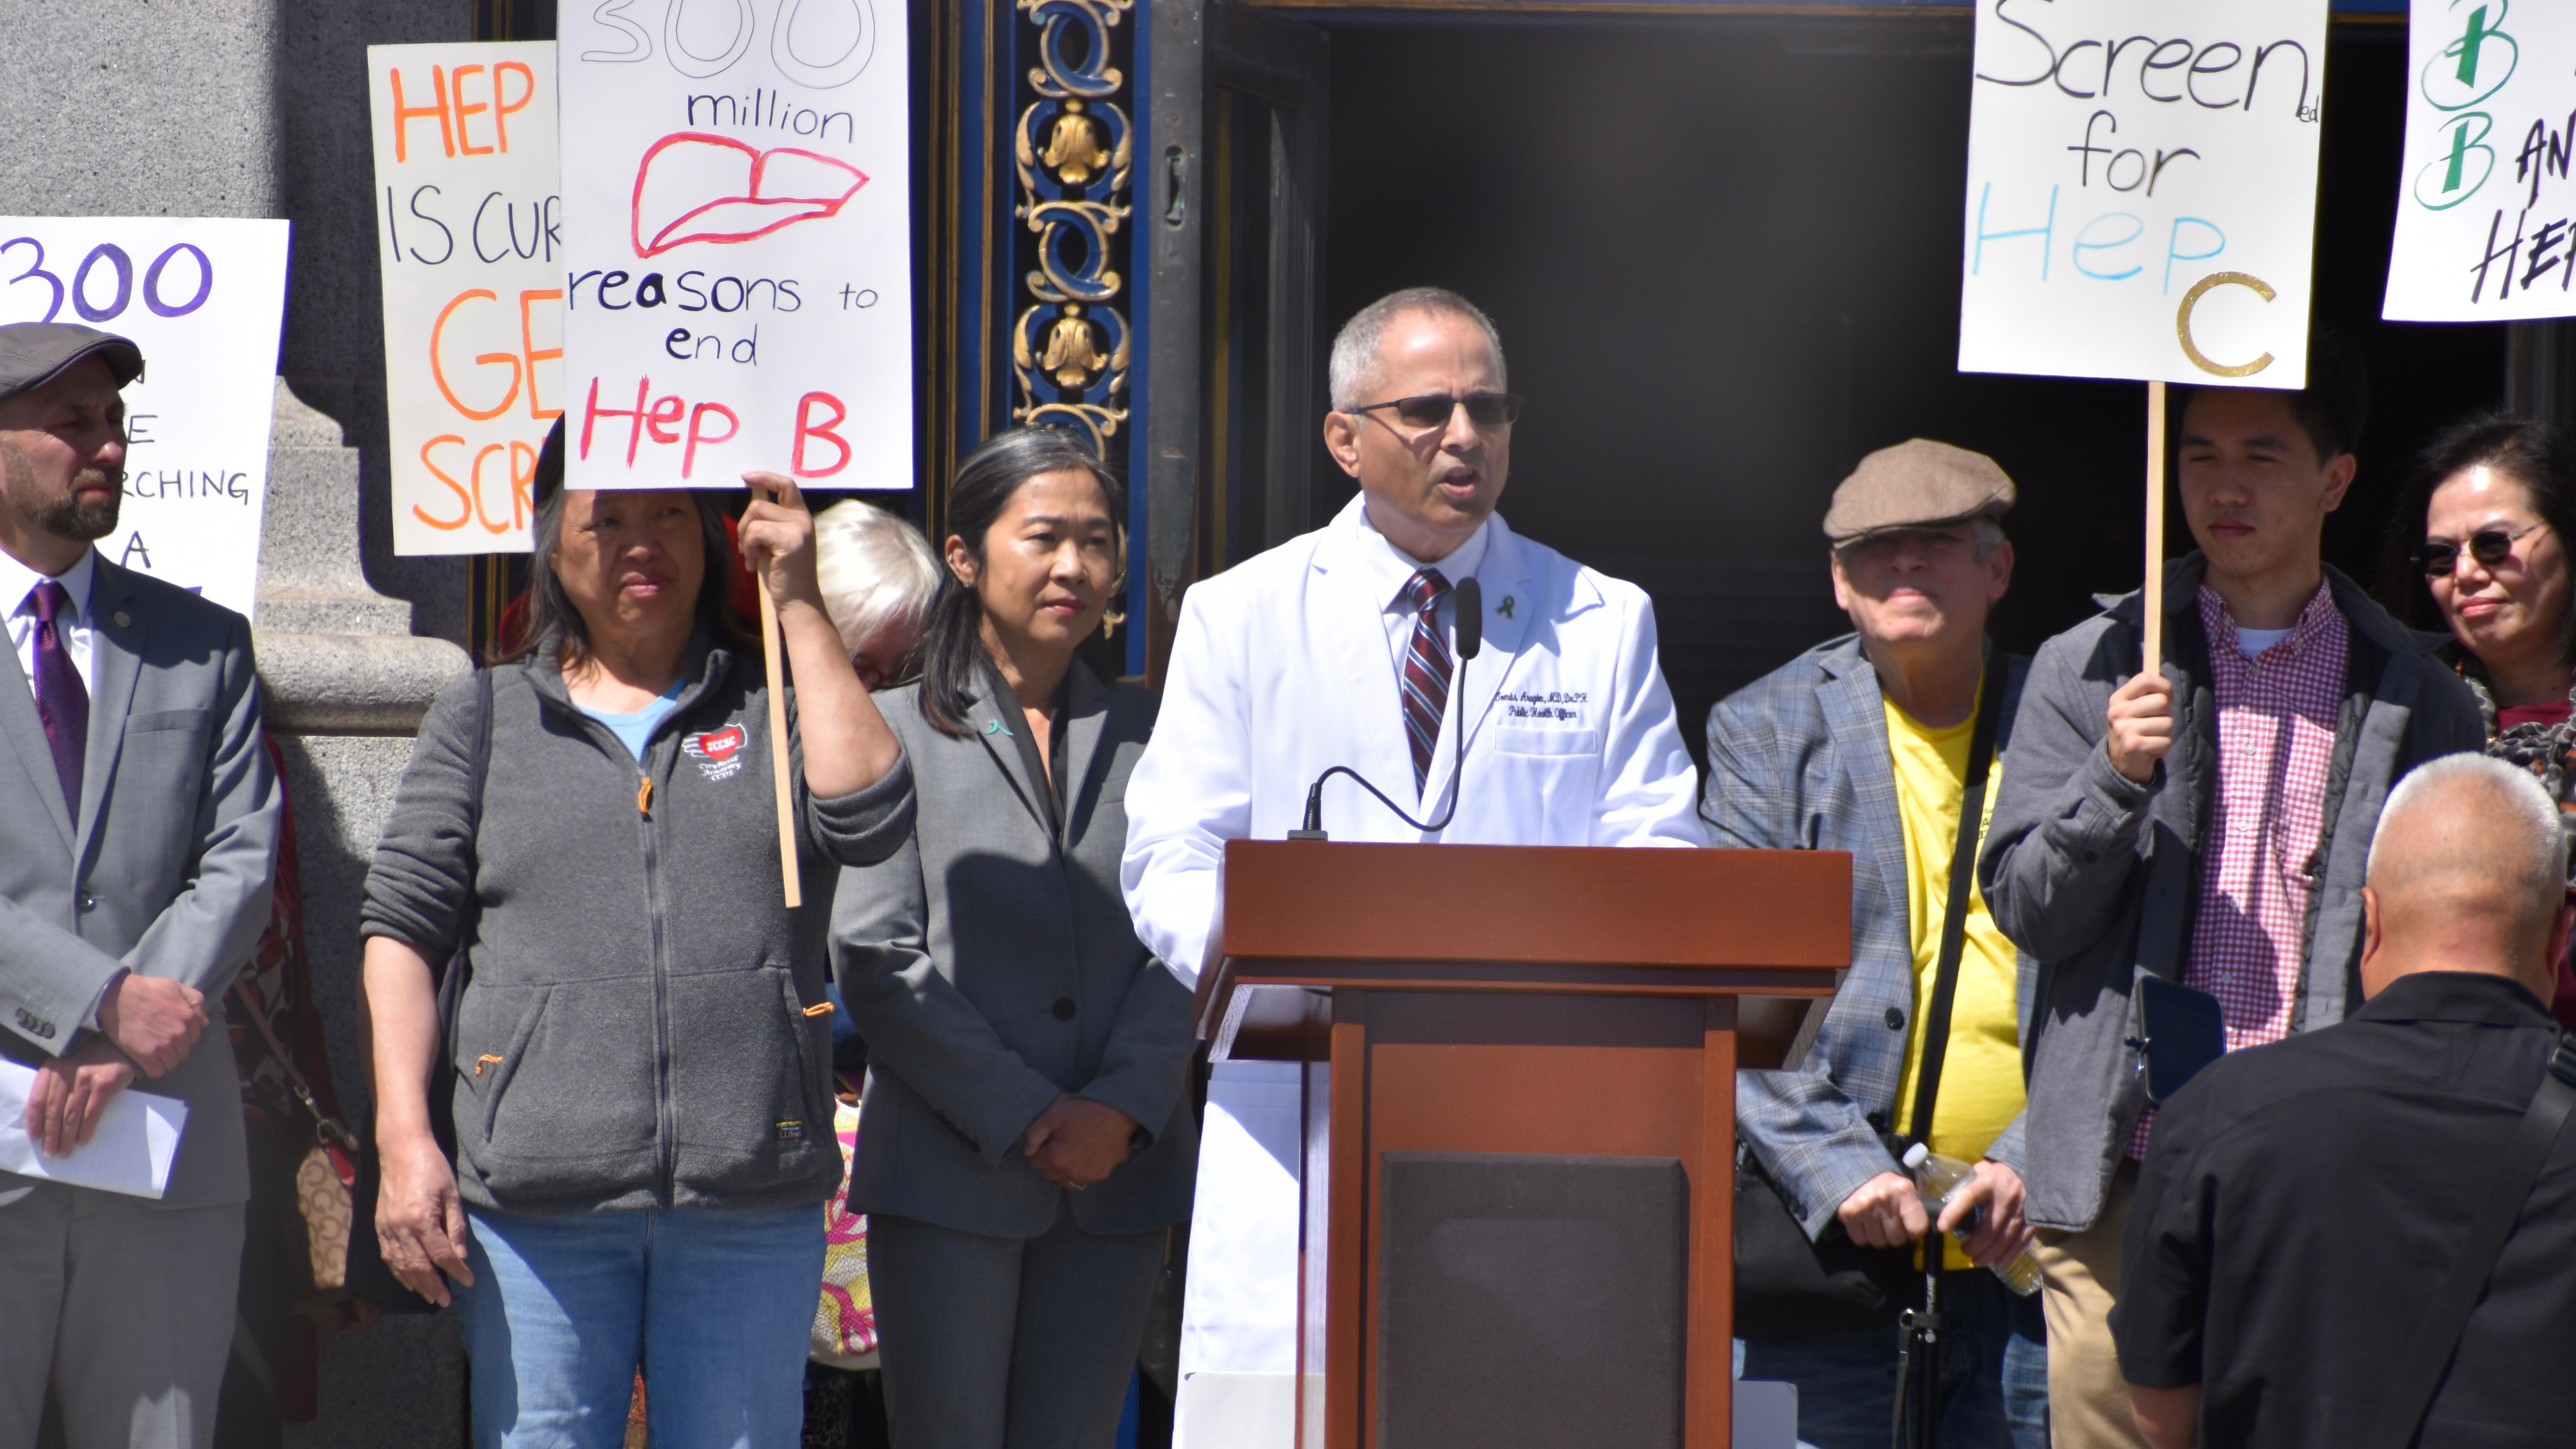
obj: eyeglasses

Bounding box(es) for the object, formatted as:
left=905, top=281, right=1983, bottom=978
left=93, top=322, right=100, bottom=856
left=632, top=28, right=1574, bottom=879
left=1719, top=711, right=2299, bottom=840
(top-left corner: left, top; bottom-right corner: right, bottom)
left=2413, top=521, right=2542, bottom=577
left=1347, top=392, right=1523, bottom=432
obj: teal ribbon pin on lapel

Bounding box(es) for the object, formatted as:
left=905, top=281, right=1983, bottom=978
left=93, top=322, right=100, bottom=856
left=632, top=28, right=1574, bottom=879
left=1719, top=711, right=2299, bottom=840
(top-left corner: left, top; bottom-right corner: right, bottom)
left=984, top=718, right=1013, bottom=737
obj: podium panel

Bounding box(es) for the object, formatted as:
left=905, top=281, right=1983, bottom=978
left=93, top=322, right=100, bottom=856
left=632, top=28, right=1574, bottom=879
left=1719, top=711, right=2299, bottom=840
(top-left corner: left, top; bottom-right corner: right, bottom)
left=1200, top=842, right=1851, bottom=1449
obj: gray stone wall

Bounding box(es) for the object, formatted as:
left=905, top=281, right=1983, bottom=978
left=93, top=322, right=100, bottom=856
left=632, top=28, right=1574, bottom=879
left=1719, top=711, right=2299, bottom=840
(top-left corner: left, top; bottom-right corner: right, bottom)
left=1, top=4, right=487, bottom=1444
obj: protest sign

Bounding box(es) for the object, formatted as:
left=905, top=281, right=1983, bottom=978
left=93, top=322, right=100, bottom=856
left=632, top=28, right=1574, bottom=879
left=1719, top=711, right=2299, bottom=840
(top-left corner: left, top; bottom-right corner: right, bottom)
left=0, top=218, right=290, bottom=620
left=1958, top=0, right=2331, bottom=388
left=369, top=40, right=563, bottom=555
left=557, top=0, right=912, bottom=495
left=2385, top=0, right=2576, bottom=321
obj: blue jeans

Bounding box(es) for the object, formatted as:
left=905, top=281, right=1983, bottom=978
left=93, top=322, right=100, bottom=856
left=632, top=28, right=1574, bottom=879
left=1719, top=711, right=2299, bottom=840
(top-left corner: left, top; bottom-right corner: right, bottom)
left=459, top=1204, right=826, bottom=1449
left=1741, top=1269, right=2048, bottom=1449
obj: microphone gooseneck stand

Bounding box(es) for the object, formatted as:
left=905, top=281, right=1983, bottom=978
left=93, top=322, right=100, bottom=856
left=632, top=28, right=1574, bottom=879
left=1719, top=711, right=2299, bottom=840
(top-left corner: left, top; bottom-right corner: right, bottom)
left=1290, top=576, right=1483, bottom=841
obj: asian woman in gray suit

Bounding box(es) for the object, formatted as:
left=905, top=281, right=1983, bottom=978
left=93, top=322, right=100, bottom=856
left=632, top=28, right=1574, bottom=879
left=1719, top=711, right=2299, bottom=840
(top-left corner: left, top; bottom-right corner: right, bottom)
left=833, top=427, right=1196, bottom=1449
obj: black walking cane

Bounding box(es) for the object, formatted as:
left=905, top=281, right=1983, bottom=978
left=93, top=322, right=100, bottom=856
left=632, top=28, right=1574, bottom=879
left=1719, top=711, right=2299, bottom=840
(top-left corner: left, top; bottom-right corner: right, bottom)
left=1889, top=1267, right=1942, bottom=1449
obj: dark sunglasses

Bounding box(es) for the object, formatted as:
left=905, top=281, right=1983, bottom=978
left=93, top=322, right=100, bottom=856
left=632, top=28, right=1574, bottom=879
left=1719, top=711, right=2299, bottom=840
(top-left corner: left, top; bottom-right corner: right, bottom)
left=2413, top=521, right=2541, bottom=577
left=1348, top=392, right=1523, bottom=431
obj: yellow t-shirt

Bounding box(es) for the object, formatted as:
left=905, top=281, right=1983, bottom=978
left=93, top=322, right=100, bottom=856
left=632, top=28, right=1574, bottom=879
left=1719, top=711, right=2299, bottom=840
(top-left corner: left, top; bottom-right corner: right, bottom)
left=1883, top=683, right=2026, bottom=1270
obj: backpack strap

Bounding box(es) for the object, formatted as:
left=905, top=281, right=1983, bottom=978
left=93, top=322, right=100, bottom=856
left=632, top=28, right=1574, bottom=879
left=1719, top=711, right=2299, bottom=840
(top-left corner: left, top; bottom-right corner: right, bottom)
left=2362, top=1032, right=2576, bottom=1449
left=1904, top=660, right=2008, bottom=1147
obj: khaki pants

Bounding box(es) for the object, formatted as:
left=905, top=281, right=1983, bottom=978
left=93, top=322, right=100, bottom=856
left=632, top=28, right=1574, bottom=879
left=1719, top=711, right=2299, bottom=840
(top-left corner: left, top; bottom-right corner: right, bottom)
left=2032, top=1161, right=2151, bottom=1449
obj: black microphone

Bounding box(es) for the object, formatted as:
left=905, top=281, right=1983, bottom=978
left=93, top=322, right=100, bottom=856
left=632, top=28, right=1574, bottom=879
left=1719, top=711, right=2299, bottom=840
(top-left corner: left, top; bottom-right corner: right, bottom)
left=1291, top=576, right=1483, bottom=841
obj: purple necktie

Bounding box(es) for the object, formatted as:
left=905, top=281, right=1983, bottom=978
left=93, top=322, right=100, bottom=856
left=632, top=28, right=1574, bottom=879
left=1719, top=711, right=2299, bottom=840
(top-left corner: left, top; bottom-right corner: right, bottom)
left=26, top=581, right=86, bottom=817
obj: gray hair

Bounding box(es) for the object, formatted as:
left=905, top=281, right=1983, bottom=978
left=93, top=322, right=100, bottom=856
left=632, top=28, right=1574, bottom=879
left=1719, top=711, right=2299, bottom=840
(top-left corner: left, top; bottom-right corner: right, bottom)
left=2369, top=753, right=2564, bottom=895
left=1970, top=517, right=2006, bottom=561
left=1326, top=287, right=1508, bottom=411
left=814, top=499, right=941, bottom=657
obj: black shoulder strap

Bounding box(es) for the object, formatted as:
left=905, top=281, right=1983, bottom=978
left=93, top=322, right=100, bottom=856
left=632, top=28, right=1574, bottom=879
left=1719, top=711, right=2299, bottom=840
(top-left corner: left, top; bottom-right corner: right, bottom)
left=1906, top=664, right=2008, bottom=1147
left=2363, top=1033, right=2576, bottom=1449
left=470, top=667, right=496, bottom=821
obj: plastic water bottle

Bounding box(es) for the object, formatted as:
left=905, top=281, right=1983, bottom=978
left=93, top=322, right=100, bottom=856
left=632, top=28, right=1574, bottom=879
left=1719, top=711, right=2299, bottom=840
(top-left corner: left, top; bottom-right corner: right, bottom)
left=1902, top=1142, right=2043, bottom=1297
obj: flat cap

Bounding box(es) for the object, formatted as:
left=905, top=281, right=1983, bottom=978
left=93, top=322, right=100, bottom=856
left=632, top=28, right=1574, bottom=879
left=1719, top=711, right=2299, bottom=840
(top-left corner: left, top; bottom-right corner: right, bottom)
left=0, top=322, right=143, bottom=407
left=1823, top=438, right=2015, bottom=545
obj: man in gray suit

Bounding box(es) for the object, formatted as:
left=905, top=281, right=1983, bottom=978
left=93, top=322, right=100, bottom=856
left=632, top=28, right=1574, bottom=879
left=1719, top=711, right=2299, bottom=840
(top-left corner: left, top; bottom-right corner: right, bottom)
left=0, top=322, right=282, bottom=1449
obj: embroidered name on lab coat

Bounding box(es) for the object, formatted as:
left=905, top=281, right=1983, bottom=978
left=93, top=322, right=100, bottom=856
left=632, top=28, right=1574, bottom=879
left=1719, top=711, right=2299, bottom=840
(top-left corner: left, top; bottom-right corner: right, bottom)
left=1497, top=689, right=1589, bottom=722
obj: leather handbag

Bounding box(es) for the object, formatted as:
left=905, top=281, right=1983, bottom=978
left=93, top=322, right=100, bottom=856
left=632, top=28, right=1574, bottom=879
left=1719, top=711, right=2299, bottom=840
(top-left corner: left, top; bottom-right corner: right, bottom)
left=1733, top=669, right=2004, bottom=1342
left=232, top=978, right=363, bottom=1293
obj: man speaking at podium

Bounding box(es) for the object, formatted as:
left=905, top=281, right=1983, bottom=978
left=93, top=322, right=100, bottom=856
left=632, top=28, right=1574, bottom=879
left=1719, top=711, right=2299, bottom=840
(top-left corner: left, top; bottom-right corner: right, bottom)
left=1122, top=287, right=1700, bottom=1445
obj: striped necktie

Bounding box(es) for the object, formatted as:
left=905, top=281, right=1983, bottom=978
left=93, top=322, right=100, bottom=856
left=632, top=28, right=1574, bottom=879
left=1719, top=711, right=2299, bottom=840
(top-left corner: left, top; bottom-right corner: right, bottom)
left=1398, top=568, right=1453, bottom=792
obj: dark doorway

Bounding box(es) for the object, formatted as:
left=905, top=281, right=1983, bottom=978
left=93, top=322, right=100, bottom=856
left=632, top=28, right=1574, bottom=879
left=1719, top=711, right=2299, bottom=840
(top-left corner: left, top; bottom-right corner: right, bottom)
left=1319, top=16, right=2505, bottom=761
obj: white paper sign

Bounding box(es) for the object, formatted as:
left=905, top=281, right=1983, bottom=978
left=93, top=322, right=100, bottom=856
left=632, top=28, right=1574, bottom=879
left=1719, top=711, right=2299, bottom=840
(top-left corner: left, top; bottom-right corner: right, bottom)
left=1958, top=0, right=2329, bottom=387
left=0, top=1059, right=189, bottom=1199
left=2385, top=0, right=2576, bottom=321
left=0, top=219, right=289, bottom=619
left=370, top=41, right=564, bottom=555
left=558, top=0, right=913, bottom=492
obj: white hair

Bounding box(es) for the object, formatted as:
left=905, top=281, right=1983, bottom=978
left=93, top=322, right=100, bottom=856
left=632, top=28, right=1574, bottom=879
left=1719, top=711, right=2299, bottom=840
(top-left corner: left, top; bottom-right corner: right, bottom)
left=2369, top=753, right=2565, bottom=894
left=814, top=500, right=941, bottom=656
left=1326, top=287, right=1508, bottom=412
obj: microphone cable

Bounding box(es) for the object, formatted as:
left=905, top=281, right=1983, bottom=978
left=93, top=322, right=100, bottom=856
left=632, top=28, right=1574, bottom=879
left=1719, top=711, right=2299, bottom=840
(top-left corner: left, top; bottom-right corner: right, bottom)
left=1290, top=576, right=1483, bottom=841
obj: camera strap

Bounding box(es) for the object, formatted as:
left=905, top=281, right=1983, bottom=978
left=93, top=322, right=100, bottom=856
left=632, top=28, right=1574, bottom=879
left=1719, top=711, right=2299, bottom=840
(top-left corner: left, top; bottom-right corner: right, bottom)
left=1903, top=660, right=2006, bottom=1148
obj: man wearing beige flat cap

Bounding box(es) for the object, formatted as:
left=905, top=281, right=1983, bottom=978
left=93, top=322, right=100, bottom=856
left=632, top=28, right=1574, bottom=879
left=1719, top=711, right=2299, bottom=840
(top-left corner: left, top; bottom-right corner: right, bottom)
left=1705, top=439, right=2046, bottom=1447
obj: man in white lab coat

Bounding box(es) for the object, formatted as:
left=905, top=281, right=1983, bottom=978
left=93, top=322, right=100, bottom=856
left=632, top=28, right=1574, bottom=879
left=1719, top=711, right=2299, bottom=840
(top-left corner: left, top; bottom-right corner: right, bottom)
left=1122, top=287, right=1701, bottom=1446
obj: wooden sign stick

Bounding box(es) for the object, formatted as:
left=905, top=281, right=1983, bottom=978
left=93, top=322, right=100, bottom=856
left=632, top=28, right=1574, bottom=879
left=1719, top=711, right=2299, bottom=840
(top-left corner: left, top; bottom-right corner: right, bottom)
left=754, top=482, right=803, bottom=910
left=2142, top=380, right=2169, bottom=675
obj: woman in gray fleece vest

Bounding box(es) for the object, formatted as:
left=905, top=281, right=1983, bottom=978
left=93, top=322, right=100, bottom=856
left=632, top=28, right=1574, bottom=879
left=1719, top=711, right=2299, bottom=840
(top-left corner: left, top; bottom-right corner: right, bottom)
left=358, top=424, right=915, bottom=1449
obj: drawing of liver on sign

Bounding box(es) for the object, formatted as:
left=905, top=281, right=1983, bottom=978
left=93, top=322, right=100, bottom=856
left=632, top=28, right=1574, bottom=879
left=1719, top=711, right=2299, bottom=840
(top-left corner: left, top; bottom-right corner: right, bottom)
left=630, top=134, right=867, bottom=258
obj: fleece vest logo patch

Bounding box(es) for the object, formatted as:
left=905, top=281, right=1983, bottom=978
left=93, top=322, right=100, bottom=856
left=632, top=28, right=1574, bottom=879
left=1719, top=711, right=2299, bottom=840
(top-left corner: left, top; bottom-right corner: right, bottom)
left=683, top=724, right=747, bottom=781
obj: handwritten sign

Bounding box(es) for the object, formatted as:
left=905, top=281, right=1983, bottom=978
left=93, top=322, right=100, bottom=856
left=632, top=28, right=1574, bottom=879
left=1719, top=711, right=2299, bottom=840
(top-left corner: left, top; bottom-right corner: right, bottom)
left=1958, top=0, right=2329, bottom=387
left=0, top=218, right=289, bottom=619
left=2385, top=0, right=2576, bottom=321
left=370, top=41, right=564, bottom=555
left=558, top=0, right=912, bottom=493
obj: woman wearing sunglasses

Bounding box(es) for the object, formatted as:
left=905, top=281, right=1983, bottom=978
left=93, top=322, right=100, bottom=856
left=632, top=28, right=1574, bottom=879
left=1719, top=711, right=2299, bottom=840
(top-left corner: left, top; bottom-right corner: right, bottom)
left=2387, top=413, right=2576, bottom=1026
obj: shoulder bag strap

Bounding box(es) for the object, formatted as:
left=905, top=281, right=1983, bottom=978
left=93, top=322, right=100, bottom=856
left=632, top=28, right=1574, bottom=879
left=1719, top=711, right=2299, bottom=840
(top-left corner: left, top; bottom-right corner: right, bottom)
left=1905, top=661, right=2008, bottom=1147
left=2361, top=1033, right=2576, bottom=1449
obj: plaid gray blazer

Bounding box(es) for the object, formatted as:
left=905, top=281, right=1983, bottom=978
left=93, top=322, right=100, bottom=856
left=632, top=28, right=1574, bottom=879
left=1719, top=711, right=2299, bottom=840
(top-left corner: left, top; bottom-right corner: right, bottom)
left=1701, top=634, right=2033, bottom=1239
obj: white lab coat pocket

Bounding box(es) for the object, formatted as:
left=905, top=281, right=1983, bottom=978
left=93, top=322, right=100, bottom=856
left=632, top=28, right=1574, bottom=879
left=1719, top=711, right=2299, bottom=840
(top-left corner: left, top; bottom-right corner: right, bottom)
left=1482, top=726, right=1604, bottom=841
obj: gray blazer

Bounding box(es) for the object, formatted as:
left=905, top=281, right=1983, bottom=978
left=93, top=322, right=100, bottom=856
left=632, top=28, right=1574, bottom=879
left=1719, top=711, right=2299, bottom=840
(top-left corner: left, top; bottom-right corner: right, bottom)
left=0, top=557, right=281, bottom=1208
left=1704, top=635, right=2034, bottom=1239
left=834, top=661, right=1196, bottom=1239
left=1981, top=555, right=2485, bottom=1232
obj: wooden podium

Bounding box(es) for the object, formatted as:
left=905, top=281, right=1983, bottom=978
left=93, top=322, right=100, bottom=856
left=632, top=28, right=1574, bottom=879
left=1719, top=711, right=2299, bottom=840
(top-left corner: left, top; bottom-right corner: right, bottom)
left=1195, top=840, right=1851, bottom=1449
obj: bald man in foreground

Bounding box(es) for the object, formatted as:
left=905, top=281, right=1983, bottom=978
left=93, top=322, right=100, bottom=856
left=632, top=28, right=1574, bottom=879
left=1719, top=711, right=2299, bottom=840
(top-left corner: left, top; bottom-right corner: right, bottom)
left=2109, top=754, right=2576, bottom=1447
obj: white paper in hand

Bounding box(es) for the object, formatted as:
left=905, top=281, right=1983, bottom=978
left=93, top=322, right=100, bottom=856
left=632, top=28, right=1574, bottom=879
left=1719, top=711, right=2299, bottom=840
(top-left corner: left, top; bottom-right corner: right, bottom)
left=0, top=1058, right=188, bottom=1199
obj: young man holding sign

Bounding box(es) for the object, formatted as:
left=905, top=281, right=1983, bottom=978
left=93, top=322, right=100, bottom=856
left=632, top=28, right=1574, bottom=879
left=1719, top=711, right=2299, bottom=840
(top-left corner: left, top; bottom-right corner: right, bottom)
left=1978, top=346, right=2483, bottom=1447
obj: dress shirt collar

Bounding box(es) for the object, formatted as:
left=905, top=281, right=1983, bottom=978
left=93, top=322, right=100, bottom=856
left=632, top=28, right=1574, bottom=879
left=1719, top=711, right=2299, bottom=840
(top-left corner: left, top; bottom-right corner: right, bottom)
left=2196, top=577, right=2338, bottom=662
left=0, top=545, right=95, bottom=626
left=1348, top=499, right=1491, bottom=612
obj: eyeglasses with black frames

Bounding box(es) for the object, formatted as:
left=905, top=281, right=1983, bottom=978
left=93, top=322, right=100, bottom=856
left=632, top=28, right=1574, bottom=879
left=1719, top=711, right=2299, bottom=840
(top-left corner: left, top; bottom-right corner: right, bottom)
left=2413, top=521, right=2543, bottom=578
left=1346, top=392, right=1524, bottom=432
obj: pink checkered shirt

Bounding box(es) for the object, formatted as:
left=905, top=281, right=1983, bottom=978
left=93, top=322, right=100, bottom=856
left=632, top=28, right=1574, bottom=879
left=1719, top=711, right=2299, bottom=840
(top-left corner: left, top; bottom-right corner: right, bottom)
left=2129, top=581, right=2347, bottom=1160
